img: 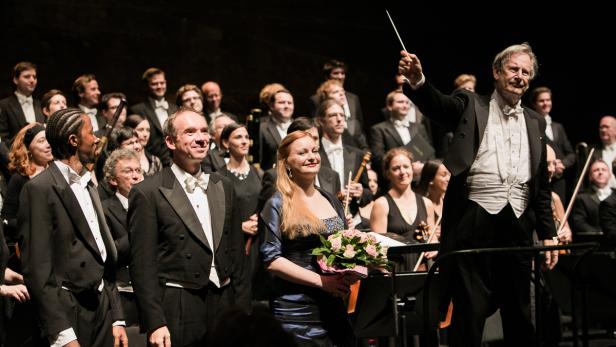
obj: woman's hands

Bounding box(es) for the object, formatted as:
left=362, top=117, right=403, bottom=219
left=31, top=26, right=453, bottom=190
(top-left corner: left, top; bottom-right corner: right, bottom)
left=318, top=273, right=357, bottom=297
left=241, top=214, right=258, bottom=236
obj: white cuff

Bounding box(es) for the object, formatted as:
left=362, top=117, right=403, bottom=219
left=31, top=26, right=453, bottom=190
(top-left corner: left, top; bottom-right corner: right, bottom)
left=112, top=321, right=126, bottom=327
left=409, top=74, right=426, bottom=90
left=50, top=327, right=77, bottom=347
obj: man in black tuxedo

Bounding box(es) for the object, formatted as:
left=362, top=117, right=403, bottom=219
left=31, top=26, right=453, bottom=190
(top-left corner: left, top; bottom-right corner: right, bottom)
left=370, top=90, right=435, bottom=182
left=73, top=74, right=106, bottom=133
left=200, top=81, right=238, bottom=123
left=399, top=43, right=558, bottom=346
left=130, top=68, right=178, bottom=166
left=258, top=89, right=294, bottom=170
left=316, top=98, right=372, bottom=214
left=128, top=108, right=248, bottom=347
left=102, top=148, right=144, bottom=330
left=530, top=86, right=575, bottom=203
left=18, top=108, right=128, bottom=347
left=572, top=159, right=612, bottom=235
left=202, top=115, right=235, bottom=173
left=0, top=61, right=45, bottom=144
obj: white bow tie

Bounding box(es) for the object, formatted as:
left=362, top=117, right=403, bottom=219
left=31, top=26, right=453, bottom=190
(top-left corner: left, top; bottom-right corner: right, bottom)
left=185, top=175, right=209, bottom=193
left=327, top=144, right=343, bottom=156
left=19, top=96, right=33, bottom=105
left=503, top=104, right=524, bottom=117
left=68, top=171, right=92, bottom=189
left=154, top=99, right=169, bottom=110
left=393, top=119, right=410, bottom=128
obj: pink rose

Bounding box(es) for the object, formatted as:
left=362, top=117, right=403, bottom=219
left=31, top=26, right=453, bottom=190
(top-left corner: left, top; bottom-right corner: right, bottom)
left=358, top=232, right=368, bottom=243
left=343, top=244, right=356, bottom=259
left=365, top=244, right=378, bottom=257
left=367, top=234, right=377, bottom=243
left=329, top=235, right=342, bottom=251
left=343, top=229, right=355, bottom=238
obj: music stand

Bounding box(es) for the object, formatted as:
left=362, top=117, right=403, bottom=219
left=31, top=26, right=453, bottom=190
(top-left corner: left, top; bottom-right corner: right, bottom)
left=353, top=242, right=441, bottom=347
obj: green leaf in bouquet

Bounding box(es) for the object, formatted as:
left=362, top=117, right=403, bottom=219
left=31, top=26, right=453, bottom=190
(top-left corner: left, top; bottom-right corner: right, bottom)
left=311, top=247, right=326, bottom=256
left=327, top=254, right=336, bottom=266
left=341, top=262, right=355, bottom=269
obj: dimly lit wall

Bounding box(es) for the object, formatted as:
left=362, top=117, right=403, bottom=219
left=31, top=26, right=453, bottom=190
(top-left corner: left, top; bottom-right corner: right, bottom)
left=1, top=0, right=613, bottom=147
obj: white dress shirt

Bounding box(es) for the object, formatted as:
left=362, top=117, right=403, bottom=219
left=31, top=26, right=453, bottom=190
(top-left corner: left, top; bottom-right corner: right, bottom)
left=150, top=97, right=169, bottom=129
left=170, top=164, right=222, bottom=287
left=322, top=137, right=345, bottom=187
left=78, top=104, right=100, bottom=132
left=272, top=117, right=292, bottom=140
left=594, top=185, right=613, bottom=202
left=466, top=91, right=531, bottom=218
left=15, top=91, right=36, bottom=123
left=601, top=143, right=616, bottom=188
left=544, top=115, right=554, bottom=141
left=391, top=118, right=411, bottom=145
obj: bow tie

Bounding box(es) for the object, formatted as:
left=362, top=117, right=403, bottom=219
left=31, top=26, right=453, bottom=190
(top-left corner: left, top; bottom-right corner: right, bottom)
left=393, top=119, right=410, bottom=128
left=503, top=104, right=524, bottom=117
left=19, top=96, right=33, bottom=105
left=326, top=144, right=343, bottom=156
left=185, top=174, right=209, bottom=193
left=154, top=99, right=169, bottom=110
left=81, top=106, right=97, bottom=116
left=68, top=171, right=92, bottom=189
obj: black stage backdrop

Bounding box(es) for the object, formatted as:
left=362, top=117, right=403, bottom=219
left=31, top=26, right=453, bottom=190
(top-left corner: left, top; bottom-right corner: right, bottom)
left=1, top=0, right=613, bottom=148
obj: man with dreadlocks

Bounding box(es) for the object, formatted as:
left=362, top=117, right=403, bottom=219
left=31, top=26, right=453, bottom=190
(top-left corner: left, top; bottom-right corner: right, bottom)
left=17, top=108, right=128, bottom=347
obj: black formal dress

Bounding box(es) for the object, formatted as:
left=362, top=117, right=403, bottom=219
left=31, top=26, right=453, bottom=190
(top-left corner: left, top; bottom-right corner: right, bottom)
left=384, top=192, right=428, bottom=271
left=219, top=165, right=263, bottom=299
left=0, top=173, right=29, bottom=242
left=260, top=190, right=356, bottom=347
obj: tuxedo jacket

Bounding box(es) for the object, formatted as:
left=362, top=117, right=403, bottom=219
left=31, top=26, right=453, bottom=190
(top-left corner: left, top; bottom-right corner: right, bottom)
left=547, top=120, right=575, bottom=168
left=598, top=193, right=616, bottom=247
left=202, top=146, right=227, bottom=173
left=128, top=168, right=248, bottom=332
left=17, top=162, right=123, bottom=337
left=369, top=119, right=435, bottom=168
left=257, top=166, right=341, bottom=213
left=130, top=99, right=177, bottom=166
left=0, top=94, right=45, bottom=143
left=103, top=195, right=131, bottom=286
left=318, top=143, right=373, bottom=209
left=572, top=191, right=604, bottom=234
left=404, top=81, right=555, bottom=252
left=258, top=115, right=283, bottom=171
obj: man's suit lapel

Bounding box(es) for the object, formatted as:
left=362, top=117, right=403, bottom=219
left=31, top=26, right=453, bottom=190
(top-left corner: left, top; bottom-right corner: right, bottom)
left=383, top=122, right=404, bottom=147
left=34, top=99, right=45, bottom=123
left=319, top=146, right=332, bottom=169
left=8, top=95, right=27, bottom=127
left=49, top=163, right=105, bottom=262
left=318, top=169, right=336, bottom=194
left=266, top=117, right=282, bottom=144
left=87, top=184, right=118, bottom=263
left=144, top=101, right=163, bottom=135
left=159, top=168, right=211, bottom=250
left=474, top=97, right=489, bottom=142
left=205, top=176, right=225, bottom=251
left=525, top=110, right=542, bottom=175
left=343, top=147, right=357, bottom=183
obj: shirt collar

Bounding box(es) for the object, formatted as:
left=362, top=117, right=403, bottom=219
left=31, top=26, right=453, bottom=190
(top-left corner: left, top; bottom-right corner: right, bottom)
left=54, top=160, right=90, bottom=187
left=15, top=91, right=33, bottom=104
left=170, top=163, right=209, bottom=191
left=493, top=90, right=523, bottom=115
left=321, top=137, right=343, bottom=153
left=115, top=192, right=129, bottom=210
left=544, top=115, right=552, bottom=125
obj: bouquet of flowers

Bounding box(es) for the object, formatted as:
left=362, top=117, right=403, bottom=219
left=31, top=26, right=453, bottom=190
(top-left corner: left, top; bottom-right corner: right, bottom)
left=312, top=229, right=390, bottom=278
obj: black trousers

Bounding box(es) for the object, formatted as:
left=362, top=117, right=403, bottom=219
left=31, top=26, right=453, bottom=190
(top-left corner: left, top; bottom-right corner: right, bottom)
left=161, top=284, right=232, bottom=347
left=447, top=201, right=535, bottom=347
left=61, top=288, right=114, bottom=347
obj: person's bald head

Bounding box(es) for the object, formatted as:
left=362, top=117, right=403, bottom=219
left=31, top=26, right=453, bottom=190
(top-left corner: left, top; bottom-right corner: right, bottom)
left=599, top=115, right=616, bottom=146
left=201, top=81, right=222, bottom=113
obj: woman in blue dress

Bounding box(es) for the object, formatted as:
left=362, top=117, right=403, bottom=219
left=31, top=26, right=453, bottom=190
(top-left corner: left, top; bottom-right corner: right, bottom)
left=260, top=130, right=356, bottom=347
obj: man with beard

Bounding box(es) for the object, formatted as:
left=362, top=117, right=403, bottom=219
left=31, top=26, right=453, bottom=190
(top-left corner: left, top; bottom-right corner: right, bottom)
left=398, top=43, right=558, bottom=346
left=18, top=108, right=128, bottom=347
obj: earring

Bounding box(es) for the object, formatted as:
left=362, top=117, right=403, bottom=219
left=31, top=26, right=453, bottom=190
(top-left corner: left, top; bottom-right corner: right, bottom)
left=286, top=166, right=293, bottom=178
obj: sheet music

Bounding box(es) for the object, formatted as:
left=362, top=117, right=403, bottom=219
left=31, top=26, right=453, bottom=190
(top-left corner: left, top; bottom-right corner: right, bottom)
left=369, top=232, right=407, bottom=247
